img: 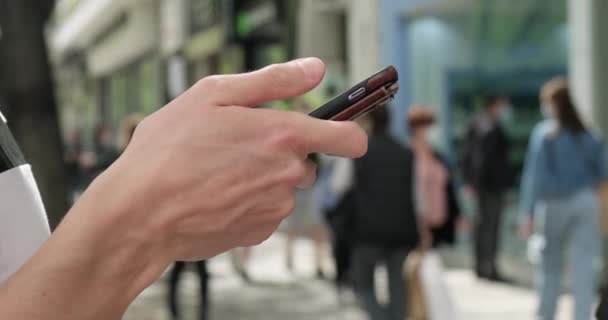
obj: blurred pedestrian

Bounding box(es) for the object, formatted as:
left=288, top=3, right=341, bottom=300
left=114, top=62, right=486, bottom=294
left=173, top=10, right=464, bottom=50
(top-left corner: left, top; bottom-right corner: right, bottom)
left=284, top=183, right=326, bottom=278
left=519, top=78, right=606, bottom=320
left=408, top=106, right=461, bottom=248
left=230, top=247, right=252, bottom=283
left=168, top=261, right=209, bottom=320
left=318, top=154, right=355, bottom=299
left=82, top=122, right=119, bottom=183
left=284, top=100, right=327, bottom=278
left=406, top=106, right=461, bottom=320
left=461, top=95, right=512, bottom=281
left=63, top=128, right=85, bottom=204
left=93, top=122, right=118, bottom=170
left=352, top=106, right=419, bottom=320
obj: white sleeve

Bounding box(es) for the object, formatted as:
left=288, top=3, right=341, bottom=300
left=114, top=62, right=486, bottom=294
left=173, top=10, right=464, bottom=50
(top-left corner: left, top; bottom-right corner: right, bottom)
left=0, top=165, right=50, bottom=284
left=330, top=158, right=354, bottom=195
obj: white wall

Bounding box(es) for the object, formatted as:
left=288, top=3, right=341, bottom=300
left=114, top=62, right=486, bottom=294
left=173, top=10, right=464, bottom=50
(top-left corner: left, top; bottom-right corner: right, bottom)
left=297, top=0, right=380, bottom=91
left=568, top=0, right=608, bottom=134
left=346, top=0, right=381, bottom=83
left=160, top=0, right=186, bottom=56
left=86, top=1, right=159, bottom=77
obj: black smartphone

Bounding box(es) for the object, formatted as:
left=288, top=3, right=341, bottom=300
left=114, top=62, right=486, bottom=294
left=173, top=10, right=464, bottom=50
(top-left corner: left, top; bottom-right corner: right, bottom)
left=309, top=66, right=399, bottom=121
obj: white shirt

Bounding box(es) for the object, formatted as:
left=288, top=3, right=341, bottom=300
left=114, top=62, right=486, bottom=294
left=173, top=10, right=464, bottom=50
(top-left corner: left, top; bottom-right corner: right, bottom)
left=330, top=157, right=353, bottom=195
left=0, top=165, right=50, bottom=283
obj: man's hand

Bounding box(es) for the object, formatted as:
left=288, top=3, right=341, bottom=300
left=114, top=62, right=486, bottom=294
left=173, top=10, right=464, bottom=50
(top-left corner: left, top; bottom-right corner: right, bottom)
left=0, top=58, right=368, bottom=320
left=105, top=57, right=366, bottom=262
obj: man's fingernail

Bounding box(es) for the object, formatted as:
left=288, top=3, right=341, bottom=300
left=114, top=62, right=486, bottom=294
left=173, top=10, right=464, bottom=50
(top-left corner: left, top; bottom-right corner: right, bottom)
left=294, top=57, right=325, bottom=83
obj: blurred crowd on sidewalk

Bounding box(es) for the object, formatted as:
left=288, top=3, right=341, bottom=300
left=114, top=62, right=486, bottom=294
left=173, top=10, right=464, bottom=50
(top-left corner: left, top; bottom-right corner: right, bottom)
left=1, top=0, right=607, bottom=319
left=62, top=77, right=608, bottom=320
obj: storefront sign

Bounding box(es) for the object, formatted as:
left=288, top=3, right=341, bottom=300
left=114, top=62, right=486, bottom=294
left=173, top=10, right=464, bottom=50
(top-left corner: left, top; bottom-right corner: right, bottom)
left=236, top=1, right=277, bottom=38
left=189, top=0, right=223, bottom=35
left=184, top=25, right=226, bottom=60
left=232, top=0, right=282, bottom=42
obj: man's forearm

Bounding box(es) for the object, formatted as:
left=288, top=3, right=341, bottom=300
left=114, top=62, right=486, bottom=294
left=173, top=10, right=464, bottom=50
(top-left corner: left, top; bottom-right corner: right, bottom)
left=0, top=170, right=169, bottom=319
left=0, top=58, right=368, bottom=318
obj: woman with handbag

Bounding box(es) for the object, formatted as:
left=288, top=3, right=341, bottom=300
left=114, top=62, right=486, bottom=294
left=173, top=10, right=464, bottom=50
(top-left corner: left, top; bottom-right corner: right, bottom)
left=406, top=106, right=461, bottom=320
left=519, top=78, right=607, bottom=320
left=408, top=106, right=462, bottom=249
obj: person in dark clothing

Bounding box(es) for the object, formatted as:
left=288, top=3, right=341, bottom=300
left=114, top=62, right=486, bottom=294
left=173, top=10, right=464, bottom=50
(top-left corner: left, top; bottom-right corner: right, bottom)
left=352, top=106, right=419, bottom=320
left=63, top=129, right=86, bottom=204
left=326, top=190, right=355, bottom=289
left=318, top=84, right=355, bottom=293
left=93, top=123, right=119, bottom=173
left=318, top=154, right=356, bottom=296
left=167, top=261, right=209, bottom=320
left=461, top=95, right=512, bottom=281
left=81, top=122, right=119, bottom=184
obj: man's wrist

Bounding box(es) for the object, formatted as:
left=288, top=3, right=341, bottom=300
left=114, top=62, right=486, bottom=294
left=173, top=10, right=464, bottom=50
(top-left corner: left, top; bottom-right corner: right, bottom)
left=0, top=161, right=171, bottom=320
left=64, top=159, right=172, bottom=298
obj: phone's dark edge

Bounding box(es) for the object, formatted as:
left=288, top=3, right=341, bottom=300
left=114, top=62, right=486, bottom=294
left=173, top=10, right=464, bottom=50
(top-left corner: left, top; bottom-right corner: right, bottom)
left=308, top=66, right=398, bottom=120
left=331, top=82, right=399, bottom=121
left=0, top=121, right=26, bottom=173
left=308, top=78, right=369, bottom=120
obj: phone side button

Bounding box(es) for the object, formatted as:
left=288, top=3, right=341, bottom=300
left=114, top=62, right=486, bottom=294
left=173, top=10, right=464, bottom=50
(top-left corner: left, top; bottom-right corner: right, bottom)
left=348, top=87, right=366, bottom=101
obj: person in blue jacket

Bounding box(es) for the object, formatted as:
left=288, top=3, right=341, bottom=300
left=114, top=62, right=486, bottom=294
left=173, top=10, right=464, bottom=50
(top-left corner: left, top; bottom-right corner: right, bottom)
left=519, top=78, right=607, bottom=320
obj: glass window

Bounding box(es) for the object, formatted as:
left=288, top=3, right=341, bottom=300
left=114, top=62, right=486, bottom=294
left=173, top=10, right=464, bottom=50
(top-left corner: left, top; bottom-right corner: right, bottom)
left=110, top=71, right=129, bottom=133
left=139, top=58, right=162, bottom=114
left=252, top=44, right=286, bottom=69
left=189, top=0, right=223, bottom=34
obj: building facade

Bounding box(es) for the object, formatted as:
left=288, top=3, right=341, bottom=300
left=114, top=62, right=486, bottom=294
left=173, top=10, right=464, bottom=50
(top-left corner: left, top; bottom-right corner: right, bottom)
left=51, top=0, right=290, bottom=140
left=379, top=0, right=568, bottom=155
left=295, top=0, right=381, bottom=107
left=52, top=0, right=607, bottom=145
left=377, top=0, right=608, bottom=279
left=52, top=0, right=163, bottom=141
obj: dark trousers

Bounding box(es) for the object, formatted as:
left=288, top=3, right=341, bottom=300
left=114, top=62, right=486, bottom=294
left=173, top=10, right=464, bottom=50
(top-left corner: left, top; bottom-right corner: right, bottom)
left=474, top=191, right=504, bottom=278
left=332, top=233, right=353, bottom=287
left=168, top=260, right=209, bottom=320
left=325, top=208, right=353, bottom=288
left=597, top=287, right=608, bottom=319
left=352, top=245, right=409, bottom=320
left=324, top=193, right=356, bottom=288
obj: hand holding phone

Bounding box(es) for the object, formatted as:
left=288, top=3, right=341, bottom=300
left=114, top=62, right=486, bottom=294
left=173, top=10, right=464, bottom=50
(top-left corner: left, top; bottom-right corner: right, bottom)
left=309, top=66, right=399, bottom=121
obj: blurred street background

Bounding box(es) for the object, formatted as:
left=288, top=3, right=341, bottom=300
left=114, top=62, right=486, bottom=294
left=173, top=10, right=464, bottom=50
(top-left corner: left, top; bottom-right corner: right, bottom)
left=1, top=0, right=608, bottom=319
left=122, top=234, right=573, bottom=320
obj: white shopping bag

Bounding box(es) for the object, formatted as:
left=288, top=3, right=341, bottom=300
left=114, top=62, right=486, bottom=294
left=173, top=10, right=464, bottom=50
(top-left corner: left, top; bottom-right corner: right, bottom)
left=419, top=251, right=459, bottom=320
left=526, top=234, right=545, bottom=266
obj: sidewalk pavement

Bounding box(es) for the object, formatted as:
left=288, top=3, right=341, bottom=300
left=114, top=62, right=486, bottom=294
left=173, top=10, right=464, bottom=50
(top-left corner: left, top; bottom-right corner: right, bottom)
left=448, top=270, right=572, bottom=320
left=123, top=234, right=572, bottom=320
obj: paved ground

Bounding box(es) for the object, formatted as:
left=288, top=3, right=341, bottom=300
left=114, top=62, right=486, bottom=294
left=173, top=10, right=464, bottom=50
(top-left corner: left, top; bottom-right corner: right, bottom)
left=449, top=271, right=573, bottom=320
left=123, top=234, right=573, bottom=320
